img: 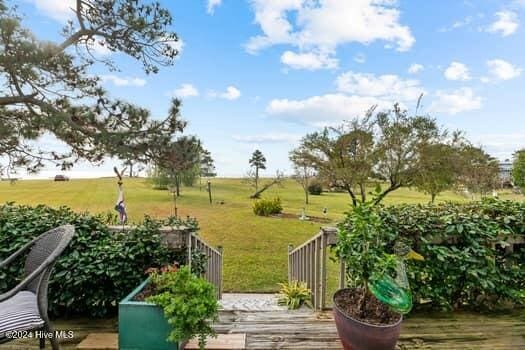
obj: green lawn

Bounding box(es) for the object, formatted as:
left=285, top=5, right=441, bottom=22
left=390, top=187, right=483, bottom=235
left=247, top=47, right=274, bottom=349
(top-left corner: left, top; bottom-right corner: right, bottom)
left=0, top=177, right=521, bottom=292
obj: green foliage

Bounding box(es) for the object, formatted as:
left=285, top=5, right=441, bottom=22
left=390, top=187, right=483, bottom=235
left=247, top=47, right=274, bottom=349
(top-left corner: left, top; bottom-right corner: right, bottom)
left=335, top=200, right=396, bottom=289
left=146, top=266, right=218, bottom=349
left=378, top=199, right=525, bottom=310
left=0, top=203, right=191, bottom=317
left=307, top=181, right=323, bottom=195
left=277, top=281, right=313, bottom=310
left=0, top=1, right=183, bottom=175
left=253, top=197, right=283, bottom=216
left=512, top=149, right=525, bottom=189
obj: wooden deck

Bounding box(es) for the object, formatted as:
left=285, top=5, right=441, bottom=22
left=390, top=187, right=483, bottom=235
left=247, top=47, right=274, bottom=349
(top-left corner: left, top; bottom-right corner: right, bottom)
left=1, top=309, right=524, bottom=349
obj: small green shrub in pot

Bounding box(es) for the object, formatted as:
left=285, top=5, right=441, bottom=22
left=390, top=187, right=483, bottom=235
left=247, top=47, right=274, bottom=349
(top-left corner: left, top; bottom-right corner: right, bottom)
left=146, top=266, right=219, bottom=350
left=253, top=197, right=283, bottom=216
left=277, top=281, right=313, bottom=310
left=307, top=181, right=323, bottom=195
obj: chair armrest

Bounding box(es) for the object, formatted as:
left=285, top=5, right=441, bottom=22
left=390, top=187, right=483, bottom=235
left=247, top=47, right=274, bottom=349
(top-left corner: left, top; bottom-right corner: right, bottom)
left=0, top=255, right=55, bottom=302
left=0, top=236, right=39, bottom=270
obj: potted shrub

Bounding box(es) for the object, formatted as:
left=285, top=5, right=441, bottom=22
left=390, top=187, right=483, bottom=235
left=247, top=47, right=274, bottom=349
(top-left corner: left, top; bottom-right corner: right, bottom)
left=119, top=265, right=219, bottom=350
left=333, top=201, right=423, bottom=350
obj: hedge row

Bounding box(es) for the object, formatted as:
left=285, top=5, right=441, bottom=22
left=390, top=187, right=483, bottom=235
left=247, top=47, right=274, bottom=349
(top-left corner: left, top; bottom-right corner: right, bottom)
left=377, top=199, right=525, bottom=310
left=0, top=203, right=192, bottom=317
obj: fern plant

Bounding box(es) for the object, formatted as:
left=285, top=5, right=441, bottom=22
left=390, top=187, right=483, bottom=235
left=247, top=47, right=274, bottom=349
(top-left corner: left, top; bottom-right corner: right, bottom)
left=277, top=281, right=313, bottom=310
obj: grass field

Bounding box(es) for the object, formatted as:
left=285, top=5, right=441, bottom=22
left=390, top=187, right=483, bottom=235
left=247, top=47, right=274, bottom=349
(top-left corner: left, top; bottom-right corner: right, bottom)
left=1, top=177, right=521, bottom=292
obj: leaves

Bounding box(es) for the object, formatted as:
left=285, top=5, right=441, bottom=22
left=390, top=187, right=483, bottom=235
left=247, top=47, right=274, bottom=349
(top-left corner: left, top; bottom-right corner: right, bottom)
left=277, top=281, right=313, bottom=310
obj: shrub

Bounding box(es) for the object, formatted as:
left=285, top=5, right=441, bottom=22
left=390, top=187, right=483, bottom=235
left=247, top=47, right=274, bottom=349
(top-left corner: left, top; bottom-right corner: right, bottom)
left=147, top=266, right=218, bottom=350
left=277, top=281, right=312, bottom=310
left=377, top=199, right=525, bottom=310
left=0, top=203, right=195, bottom=317
left=253, top=197, right=283, bottom=216
left=307, top=181, right=323, bottom=195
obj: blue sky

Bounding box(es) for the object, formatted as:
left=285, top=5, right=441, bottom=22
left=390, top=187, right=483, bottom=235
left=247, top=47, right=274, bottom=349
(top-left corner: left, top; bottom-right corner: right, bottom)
left=16, top=0, right=525, bottom=178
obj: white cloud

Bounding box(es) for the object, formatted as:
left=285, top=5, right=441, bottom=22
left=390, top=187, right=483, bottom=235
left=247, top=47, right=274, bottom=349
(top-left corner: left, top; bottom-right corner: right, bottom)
left=471, top=132, right=525, bottom=160
left=207, top=0, right=222, bottom=15
left=439, top=15, right=473, bottom=32
left=429, top=87, right=482, bottom=115
left=100, top=75, right=146, bottom=87
left=353, top=53, right=366, bottom=64
left=486, top=59, right=522, bottom=81
left=172, top=84, right=199, bottom=98
left=444, top=61, right=471, bottom=81
left=210, top=86, right=241, bottom=100
left=266, top=93, right=392, bottom=127
left=335, top=71, right=425, bottom=102
left=487, top=11, right=519, bottom=37
left=246, top=0, right=414, bottom=55
left=280, top=50, right=338, bottom=70
left=408, top=63, right=424, bottom=74
left=31, top=0, right=75, bottom=21
left=232, top=133, right=301, bottom=143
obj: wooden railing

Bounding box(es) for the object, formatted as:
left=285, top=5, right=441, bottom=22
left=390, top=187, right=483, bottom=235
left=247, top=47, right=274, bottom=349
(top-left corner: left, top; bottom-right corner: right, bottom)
left=288, top=227, right=343, bottom=310
left=186, top=232, right=223, bottom=299
left=109, top=225, right=223, bottom=299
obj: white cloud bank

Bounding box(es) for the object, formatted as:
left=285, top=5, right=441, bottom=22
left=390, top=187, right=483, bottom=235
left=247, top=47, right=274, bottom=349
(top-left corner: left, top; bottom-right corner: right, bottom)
left=408, top=63, right=424, bottom=74
left=486, top=59, right=522, bottom=81
left=247, top=0, right=414, bottom=70
left=444, top=62, right=471, bottom=81
left=487, top=11, right=519, bottom=37
left=30, top=0, right=75, bottom=21
left=207, top=0, right=222, bottom=15
left=280, top=50, right=338, bottom=70
left=232, top=133, right=301, bottom=144
left=172, top=84, right=199, bottom=98
left=429, top=87, right=482, bottom=115
left=210, top=86, right=241, bottom=100
left=100, top=75, right=146, bottom=87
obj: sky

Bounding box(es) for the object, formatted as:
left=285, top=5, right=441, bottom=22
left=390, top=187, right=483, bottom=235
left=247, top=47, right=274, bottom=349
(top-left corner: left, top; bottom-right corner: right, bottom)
left=12, top=0, right=525, bottom=178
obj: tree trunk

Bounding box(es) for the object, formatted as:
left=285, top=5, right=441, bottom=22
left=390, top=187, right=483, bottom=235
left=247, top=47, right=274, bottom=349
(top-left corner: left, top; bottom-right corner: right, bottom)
left=431, top=193, right=436, bottom=203
left=305, top=187, right=309, bottom=205
left=175, top=175, right=180, bottom=196
left=250, top=179, right=279, bottom=199
left=255, top=167, right=259, bottom=192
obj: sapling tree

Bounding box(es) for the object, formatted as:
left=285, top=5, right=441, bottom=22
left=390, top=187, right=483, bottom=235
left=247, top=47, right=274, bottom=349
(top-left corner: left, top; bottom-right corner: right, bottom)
left=248, top=149, right=266, bottom=192
left=512, top=149, right=525, bottom=189
left=289, top=146, right=316, bottom=204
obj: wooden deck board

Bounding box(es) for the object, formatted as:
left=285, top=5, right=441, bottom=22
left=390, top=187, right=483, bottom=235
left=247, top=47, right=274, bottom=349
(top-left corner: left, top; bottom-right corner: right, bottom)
left=0, top=309, right=524, bottom=349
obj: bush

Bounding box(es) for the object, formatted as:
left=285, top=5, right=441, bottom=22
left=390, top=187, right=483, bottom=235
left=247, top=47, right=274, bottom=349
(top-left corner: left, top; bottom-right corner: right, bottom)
left=0, top=203, right=195, bottom=317
left=253, top=197, right=283, bottom=216
left=376, top=199, right=525, bottom=310
left=147, top=266, right=218, bottom=349
left=307, top=181, right=323, bottom=195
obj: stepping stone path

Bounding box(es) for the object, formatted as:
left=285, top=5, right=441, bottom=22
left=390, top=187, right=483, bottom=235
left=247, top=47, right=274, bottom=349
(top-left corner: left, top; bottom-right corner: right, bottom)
left=219, top=293, right=287, bottom=312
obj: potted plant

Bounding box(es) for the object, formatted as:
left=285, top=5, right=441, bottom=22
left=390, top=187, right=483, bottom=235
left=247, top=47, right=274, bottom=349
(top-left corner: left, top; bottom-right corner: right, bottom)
left=333, top=201, right=423, bottom=350
left=119, top=265, right=219, bottom=350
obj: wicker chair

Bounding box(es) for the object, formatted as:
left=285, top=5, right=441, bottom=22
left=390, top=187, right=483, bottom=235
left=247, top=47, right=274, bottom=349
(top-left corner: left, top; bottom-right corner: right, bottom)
left=0, top=225, right=75, bottom=350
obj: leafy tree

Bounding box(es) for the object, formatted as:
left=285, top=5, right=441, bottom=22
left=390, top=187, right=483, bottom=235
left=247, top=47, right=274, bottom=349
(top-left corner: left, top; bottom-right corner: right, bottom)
left=0, top=0, right=182, bottom=175
left=456, top=145, right=499, bottom=198
left=294, top=104, right=442, bottom=206
left=512, top=149, right=525, bottom=189
left=289, top=146, right=316, bottom=204
left=413, top=142, right=458, bottom=203
left=248, top=149, right=266, bottom=192
left=156, top=136, right=202, bottom=196
left=199, top=149, right=216, bottom=190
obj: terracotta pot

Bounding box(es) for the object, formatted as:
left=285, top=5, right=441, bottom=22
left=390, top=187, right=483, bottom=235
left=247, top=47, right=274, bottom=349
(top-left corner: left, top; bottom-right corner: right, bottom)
left=333, top=288, right=402, bottom=350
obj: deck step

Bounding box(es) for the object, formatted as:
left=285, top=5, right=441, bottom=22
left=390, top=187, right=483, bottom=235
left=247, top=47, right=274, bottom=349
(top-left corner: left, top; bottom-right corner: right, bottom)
left=76, top=333, right=118, bottom=350
left=76, top=333, right=246, bottom=350
left=185, top=333, right=246, bottom=349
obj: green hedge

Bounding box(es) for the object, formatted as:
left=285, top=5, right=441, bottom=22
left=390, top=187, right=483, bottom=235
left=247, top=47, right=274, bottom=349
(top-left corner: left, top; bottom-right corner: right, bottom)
left=377, top=199, right=525, bottom=310
left=0, top=203, right=191, bottom=317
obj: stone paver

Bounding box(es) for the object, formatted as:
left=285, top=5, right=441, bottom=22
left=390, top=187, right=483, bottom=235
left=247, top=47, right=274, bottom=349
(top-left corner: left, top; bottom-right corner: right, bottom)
left=219, top=293, right=287, bottom=311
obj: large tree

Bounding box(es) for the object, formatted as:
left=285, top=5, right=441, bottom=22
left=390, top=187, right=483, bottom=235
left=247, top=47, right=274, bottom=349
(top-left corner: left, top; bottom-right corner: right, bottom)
left=0, top=0, right=183, bottom=175
left=293, top=104, right=442, bottom=206
left=456, top=145, right=499, bottom=198
left=512, top=149, right=525, bottom=189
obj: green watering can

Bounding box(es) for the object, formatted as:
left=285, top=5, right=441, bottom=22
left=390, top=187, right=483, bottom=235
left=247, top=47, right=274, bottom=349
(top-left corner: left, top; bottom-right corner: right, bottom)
left=368, top=243, right=424, bottom=314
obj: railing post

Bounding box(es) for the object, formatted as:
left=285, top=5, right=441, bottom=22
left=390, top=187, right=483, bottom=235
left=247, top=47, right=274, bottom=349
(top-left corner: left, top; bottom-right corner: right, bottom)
left=287, top=244, right=293, bottom=281
left=186, top=232, right=192, bottom=271
left=218, top=245, right=223, bottom=299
